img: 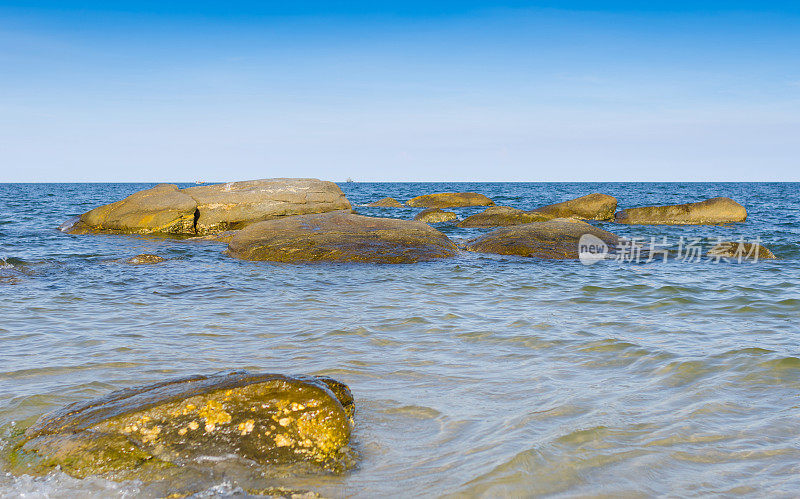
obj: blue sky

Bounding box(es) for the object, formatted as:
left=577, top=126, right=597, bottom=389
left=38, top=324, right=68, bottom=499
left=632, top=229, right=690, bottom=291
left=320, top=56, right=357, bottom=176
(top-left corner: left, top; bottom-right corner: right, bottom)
left=1, top=1, right=799, bottom=181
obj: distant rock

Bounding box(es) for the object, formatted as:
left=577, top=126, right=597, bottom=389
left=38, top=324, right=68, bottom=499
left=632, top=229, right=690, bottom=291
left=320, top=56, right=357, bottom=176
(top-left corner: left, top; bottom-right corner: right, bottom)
left=182, top=178, right=352, bottom=234
left=708, top=241, right=776, bottom=260
left=458, top=206, right=553, bottom=228
left=615, top=197, right=747, bottom=225
left=532, top=193, right=617, bottom=221
left=69, top=183, right=198, bottom=235
left=414, top=208, right=458, bottom=224
left=67, top=179, right=352, bottom=236
left=405, top=192, right=494, bottom=208
left=366, top=197, right=403, bottom=208
left=13, top=371, right=355, bottom=479
left=464, top=218, right=619, bottom=259
left=227, top=211, right=458, bottom=263
left=125, top=254, right=166, bottom=265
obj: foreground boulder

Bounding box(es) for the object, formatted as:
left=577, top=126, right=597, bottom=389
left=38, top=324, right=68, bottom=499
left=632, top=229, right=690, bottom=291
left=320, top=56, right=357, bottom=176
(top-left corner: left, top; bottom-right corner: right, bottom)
left=69, top=184, right=198, bottom=235
left=405, top=192, right=494, bottom=208
left=12, top=372, right=355, bottom=479
left=227, top=211, right=458, bottom=263
left=183, top=179, right=351, bottom=234
left=414, top=208, right=458, bottom=224
left=708, top=241, right=776, bottom=260
left=615, top=197, right=747, bottom=225
left=458, top=206, right=553, bottom=228
left=67, top=179, right=351, bottom=236
left=366, top=197, right=403, bottom=208
left=464, top=219, right=619, bottom=259
left=532, top=193, right=617, bottom=221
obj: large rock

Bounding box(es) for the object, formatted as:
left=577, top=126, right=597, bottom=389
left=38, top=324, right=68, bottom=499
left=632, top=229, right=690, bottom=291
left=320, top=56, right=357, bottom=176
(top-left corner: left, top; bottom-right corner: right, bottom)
left=67, top=179, right=351, bottom=236
left=182, top=178, right=351, bottom=234
left=366, top=197, right=403, bottom=208
left=615, top=197, right=747, bottom=225
left=414, top=208, right=458, bottom=224
left=532, top=193, right=617, bottom=221
left=12, top=372, right=355, bottom=478
left=458, top=206, right=553, bottom=228
left=405, top=192, right=494, bottom=208
left=227, top=211, right=458, bottom=263
left=69, top=184, right=198, bottom=235
left=464, top=219, right=619, bottom=259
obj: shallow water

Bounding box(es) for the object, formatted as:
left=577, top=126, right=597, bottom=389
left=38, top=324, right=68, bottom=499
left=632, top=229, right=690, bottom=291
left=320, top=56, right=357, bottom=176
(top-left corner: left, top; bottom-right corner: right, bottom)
left=0, top=182, right=798, bottom=497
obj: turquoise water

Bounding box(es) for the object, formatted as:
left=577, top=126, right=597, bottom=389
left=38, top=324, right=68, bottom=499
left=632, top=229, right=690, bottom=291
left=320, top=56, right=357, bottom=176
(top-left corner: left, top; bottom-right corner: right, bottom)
left=1, top=182, right=799, bottom=497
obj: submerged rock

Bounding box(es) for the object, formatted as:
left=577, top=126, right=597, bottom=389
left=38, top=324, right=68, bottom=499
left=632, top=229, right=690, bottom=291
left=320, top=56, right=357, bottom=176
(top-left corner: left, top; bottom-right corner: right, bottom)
left=708, top=241, right=776, bottom=260
left=183, top=178, right=351, bottom=234
left=414, top=208, right=458, bottom=224
left=366, top=197, right=403, bottom=208
left=69, top=184, right=198, bottom=235
left=125, top=254, right=166, bottom=265
left=614, top=197, right=747, bottom=225
left=405, top=192, right=494, bottom=208
left=227, top=211, right=458, bottom=263
left=11, top=371, right=355, bottom=479
left=67, top=179, right=351, bottom=236
left=464, top=219, right=619, bottom=259
left=532, top=193, right=617, bottom=221
left=457, top=206, right=553, bottom=228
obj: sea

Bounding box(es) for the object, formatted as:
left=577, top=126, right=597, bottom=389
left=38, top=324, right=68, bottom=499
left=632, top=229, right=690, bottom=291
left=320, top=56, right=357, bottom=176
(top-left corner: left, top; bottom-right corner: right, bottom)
left=0, top=182, right=798, bottom=497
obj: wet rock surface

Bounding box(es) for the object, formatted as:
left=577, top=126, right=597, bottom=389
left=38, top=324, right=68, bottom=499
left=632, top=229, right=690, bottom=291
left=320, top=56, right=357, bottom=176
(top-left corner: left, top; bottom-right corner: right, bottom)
left=11, top=372, right=355, bottom=479
left=464, top=219, right=619, bottom=259
left=614, top=197, right=747, bottom=225
left=405, top=192, right=494, bottom=208
left=227, top=211, right=458, bottom=263
left=414, top=208, right=458, bottom=224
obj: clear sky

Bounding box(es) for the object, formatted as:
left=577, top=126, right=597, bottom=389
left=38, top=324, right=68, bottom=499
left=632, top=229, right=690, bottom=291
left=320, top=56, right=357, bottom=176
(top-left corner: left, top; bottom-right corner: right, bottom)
left=1, top=1, right=799, bottom=181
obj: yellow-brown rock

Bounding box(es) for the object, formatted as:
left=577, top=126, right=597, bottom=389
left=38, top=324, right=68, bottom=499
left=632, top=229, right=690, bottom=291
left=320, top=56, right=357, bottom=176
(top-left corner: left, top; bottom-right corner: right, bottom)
left=227, top=211, right=458, bottom=263
left=464, top=219, right=619, bottom=259
left=10, top=372, right=355, bottom=479
left=405, top=192, right=494, bottom=208
left=615, top=197, right=747, bottom=225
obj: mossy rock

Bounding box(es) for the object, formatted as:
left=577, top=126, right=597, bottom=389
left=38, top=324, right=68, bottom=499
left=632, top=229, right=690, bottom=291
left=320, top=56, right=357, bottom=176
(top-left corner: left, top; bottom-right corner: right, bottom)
left=414, top=208, right=458, bottom=224
left=464, top=218, right=619, bottom=259
left=8, top=372, right=355, bottom=479
left=458, top=206, right=554, bottom=228
left=708, top=241, right=776, bottom=260
left=125, top=254, right=166, bottom=265
left=66, top=179, right=352, bottom=236
left=227, top=211, right=458, bottom=263
left=405, top=192, right=494, bottom=208
left=532, top=193, right=617, bottom=221
left=366, top=197, right=403, bottom=208
left=68, top=183, right=198, bottom=235
left=614, top=197, right=747, bottom=225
